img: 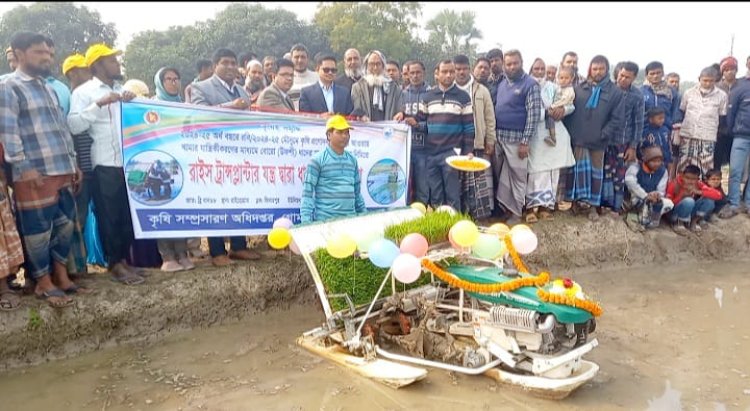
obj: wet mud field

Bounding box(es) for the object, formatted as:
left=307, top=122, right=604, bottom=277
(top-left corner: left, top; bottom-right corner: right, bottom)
left=1, top=260, right=749, bottom=411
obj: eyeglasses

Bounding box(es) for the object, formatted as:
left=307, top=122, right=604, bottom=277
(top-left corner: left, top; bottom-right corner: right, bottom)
left=321, top=68, right=338, bottom=74
left=164, top=77, right=180, bottom=83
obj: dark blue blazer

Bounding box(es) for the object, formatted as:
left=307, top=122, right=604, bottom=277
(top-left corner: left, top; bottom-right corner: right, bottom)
left=299, top=82, right=354, bottom=115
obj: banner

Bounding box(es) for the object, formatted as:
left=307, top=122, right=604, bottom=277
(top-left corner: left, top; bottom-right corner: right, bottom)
left=120, top=100, right=410, bottom=239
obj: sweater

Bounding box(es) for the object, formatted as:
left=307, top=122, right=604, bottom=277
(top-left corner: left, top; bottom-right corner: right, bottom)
left=402, top=82, right=430, bottom=150
left=300, top=145, right=366, bottom=223
left=495, top=73, right=538, bottom=131
left=416, top=83, right=475, bottom=155
left=666, top=175, right=723, bottom=204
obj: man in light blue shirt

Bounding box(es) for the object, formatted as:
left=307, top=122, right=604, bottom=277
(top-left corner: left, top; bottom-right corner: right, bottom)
left=301, top=115, right=366, bottom=223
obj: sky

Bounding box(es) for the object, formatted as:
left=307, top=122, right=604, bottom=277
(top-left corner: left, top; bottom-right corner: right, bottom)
left=1, top=1, right=749, bottom=80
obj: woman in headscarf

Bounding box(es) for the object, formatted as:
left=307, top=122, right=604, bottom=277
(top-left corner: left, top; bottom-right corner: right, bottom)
left=526, top=58, right=575, bottom=221
left=562, top=55, right=624, bottom=221
left=150, top=67, right=194, bottom=272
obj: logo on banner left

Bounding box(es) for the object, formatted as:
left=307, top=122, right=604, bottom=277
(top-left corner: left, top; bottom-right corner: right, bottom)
left=144, top=110, right=160, bottom=125
left=125, top=150, right=184, bottom=206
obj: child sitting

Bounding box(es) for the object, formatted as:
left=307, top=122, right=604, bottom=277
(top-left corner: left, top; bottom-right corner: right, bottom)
left=641, top=106, right=673, bottom=167
left=702, top=169, right=728, bottom=223
left=624, top=143, right=674, bottom=230
left=544, top=66, right=575, bottom=146
left=666, top=165, right=723, bottom=235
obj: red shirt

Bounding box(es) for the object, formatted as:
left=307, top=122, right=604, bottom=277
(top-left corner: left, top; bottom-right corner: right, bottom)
left=666, top=175, right=723, bottom=203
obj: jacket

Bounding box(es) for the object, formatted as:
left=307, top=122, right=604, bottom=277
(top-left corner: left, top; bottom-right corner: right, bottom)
left=257, top=84, right=295, bottom=112
left=469, top=81, right=497, bottom=150
left=189, top=75, right=250, bottom=107
left=666, top=175, right=723, bottom=204
left=334, top=74, right=359, bottom=91
left=402, top=82, right=430, bottom=149
left=350, top=78, right=403, bottom=120
left=641, top=84, right=681, bottom=129
left=299, top=82, right=354, bottom=115
left=625, top=162, right=668, bottom=200
left=563, top=78, right=625, bottom=150
left=728, top=77, right=750, bottom=138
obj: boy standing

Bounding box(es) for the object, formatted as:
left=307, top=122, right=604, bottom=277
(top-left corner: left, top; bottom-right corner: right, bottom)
left=642, top=107, right=673, bottom=171
left=300, top=115, right=366, bottom=223
left=666, top=165, right=722, bottom=235
left=624, top=144, right=673, bottom=230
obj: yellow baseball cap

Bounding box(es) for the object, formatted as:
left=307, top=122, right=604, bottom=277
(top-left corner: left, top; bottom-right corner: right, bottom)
left=84, top=43, right=122, bottom=67
left=326, top=114, right=353, bottom=131
left=62, top=53, right=87, bottom=75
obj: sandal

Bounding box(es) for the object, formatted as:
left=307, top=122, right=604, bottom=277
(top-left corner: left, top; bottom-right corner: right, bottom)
left=538, top=208, right=554, bottom=221
left=587, top=208, right=600, bottom=221
left=718, top=207, right=739, bottom=219
left=62, top=284, right=94, bottom=295
left=111, top=268, right=145, bottom=286
left=0, top=290, right=21, bottom=311
left=524, top=211, right=539, bottom=224
left=36, top=288, right=74, bottom=308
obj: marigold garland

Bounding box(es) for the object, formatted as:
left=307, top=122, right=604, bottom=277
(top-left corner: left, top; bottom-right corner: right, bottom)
left=537, top=289, right=604, bottom=317
left=503, top=235, right=528, bottom=273
left=421, top=259, right=549, bottom=294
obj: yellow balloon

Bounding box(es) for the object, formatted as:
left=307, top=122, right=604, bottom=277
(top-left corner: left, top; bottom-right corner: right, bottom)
left=510, top=224, right=532, bottom=236
left=487, top=223, right=510, bottom=238
left=326, top=233, right=357, bottom=259
left=410, top=202, right=427, bottom=215
left=452, top=220, right=479, bottom=247
left=268, top=228, right=291, bottom=250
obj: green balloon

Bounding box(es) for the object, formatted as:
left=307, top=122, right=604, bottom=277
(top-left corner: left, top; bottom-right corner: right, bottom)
left=472, top=233, right=503, bottom=260
left=356, top=229, right=383, bottom=252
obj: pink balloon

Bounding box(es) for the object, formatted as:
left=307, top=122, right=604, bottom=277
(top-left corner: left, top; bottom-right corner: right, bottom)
left=290, top=239, right=301, bottom=255
left=273, top=217, right=294, bottom=229
left=392, top=254, right=422, bottom=284
left=400, top=233, right=429, bottom=258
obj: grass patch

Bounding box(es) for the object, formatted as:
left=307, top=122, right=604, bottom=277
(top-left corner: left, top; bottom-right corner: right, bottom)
left=315, top=211, right=470, bottom=311
left=27, top=307, right=43, bottom=331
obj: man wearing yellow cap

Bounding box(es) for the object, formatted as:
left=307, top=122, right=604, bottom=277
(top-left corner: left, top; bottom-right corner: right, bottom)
left=62, top=53, right=91, bottom=91
left=68, top=43, right=144, bottom=285
left=300, top=115, right=366, bottom=223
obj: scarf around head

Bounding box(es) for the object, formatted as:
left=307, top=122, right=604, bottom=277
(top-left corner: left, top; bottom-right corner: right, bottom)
left=154, top=67, right=183, bottom=102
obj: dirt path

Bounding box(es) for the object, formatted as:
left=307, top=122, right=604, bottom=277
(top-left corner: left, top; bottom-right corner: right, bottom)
left=0, top=260, right=748, bottom=410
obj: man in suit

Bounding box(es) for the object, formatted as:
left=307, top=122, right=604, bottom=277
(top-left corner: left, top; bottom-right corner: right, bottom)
left=188, top=48, right=260, bottom=267
left=257, top=58, right=295, bottom=112
left=299, top=53, right=354, bottom=117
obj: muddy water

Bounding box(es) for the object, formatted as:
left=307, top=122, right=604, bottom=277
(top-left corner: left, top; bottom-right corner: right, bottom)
left=1, top=261, right=749, bottom=411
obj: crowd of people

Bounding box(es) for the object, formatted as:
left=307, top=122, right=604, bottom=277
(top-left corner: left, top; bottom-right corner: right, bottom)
left=1, top=29, right=749, bottom=310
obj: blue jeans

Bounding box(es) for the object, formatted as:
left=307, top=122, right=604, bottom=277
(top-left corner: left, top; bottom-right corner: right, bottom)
left=426, top=150, right=461, bottom=210
left=670, top=197, right=715, bottom=223
left=409, top=150, right=430, bottom=205
left=728, top=137, right=750, bottom=208
left=208, top=236, right=247, bottom=258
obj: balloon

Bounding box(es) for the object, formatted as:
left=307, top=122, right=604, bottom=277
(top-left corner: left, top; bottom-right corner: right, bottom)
left=436, top=205, right=457, bottom=215
left=451, top=220, right=479, bottom=247
left=326, top=233, right=357, bottom=259
left=273, top=217, right=293, bottom=230
left=472, top=233, right=503, bottom=260
left=392, top=254, right=422, bottom=284
left=354, top=228, right=383, bottom=252
left=487, top=223, right=510, bottom=239
left=268, top=227, right=291, bottom=249
left=510, top=224, right=532, bottom=235
left=400, top=233, right=429, bottom=258
left=410, top=202, right=427, bottom=215
left=368, top=239, right=400, bottom=268
left=511, top=229, right=538, bottom=255
left=290, top=239, right=301, bottom=255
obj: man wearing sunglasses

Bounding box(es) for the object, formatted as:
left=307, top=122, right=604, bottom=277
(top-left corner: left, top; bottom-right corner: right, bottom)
left=299, top=53, right=354, bottom=117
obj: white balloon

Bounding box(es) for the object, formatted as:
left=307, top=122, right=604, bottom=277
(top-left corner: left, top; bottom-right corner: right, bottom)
left=511, top=229, right=538, bottom=255
left=392, top=253, right=422, bottom=284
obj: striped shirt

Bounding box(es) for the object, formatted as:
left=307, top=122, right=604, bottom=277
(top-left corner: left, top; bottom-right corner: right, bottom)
left=0, top=71, right=76, bottom=181
left=300, top=145, right=366, bottom=223
left=417, top=84, right=474, bottom=155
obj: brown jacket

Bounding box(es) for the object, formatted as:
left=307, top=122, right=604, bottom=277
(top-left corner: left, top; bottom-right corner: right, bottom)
left=469, top=81, right=497, bottom=150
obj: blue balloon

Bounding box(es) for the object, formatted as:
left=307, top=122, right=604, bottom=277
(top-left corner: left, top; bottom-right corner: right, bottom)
left=368, top=239, right=400, bottom=268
